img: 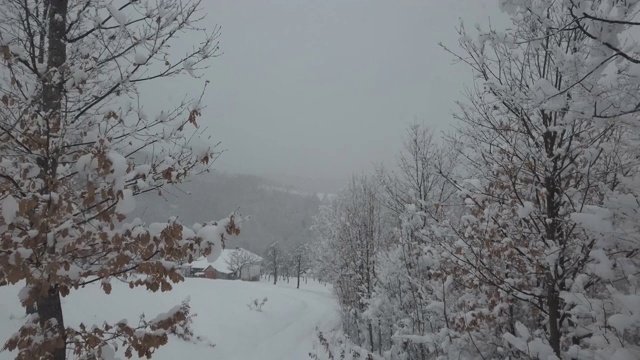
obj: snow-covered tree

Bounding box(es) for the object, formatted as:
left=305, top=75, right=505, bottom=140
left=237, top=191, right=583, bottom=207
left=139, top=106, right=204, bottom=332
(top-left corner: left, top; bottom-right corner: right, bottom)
left=264, top=241, right=281, bottom=285
left=504, top=1, right=640, bottom=124
left=313, top=2, right=640, bottom=359
left=309, top=196, right=344, bottom=286
left=376, top=123, right=458, bottom=219
left=0, top=1, right=241, bottom=359
left=225, top=247, right=261, bottom=279
left=363, top=124, right=462, bottom=359
left=566, top=1, right=640, bottom=80
left=280, top=249, right=293, bottom=283
left=437, top=2, right=640, bottom=358
left=291, top=243, right=311, bottom=289
left=311, top=175, right=389, bottom=351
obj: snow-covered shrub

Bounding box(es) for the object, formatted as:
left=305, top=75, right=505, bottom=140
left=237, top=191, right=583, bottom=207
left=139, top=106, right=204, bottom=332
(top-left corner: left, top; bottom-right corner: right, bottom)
left=247, top=297, right=268, bottom=312
left=309, top=329, right=377, bottom=360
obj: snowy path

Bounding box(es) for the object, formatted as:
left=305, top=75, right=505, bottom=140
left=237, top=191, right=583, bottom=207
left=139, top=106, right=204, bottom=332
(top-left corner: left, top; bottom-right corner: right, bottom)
left=0, top=279, right=340, bottom=360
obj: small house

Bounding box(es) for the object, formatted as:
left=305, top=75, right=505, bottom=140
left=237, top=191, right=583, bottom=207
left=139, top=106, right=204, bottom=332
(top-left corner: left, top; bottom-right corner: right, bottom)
left=239, top=262, right=262, bottom=281
left=230, top=247, right=263, bottom=281
left=187, top=256, right=233, bottom=280
left=185, top=248, right=263, bottom=281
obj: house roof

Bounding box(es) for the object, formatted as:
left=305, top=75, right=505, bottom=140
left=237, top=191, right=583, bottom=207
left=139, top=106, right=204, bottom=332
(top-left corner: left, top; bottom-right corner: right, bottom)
left=188, top=248, right=262, bottom=274
left=235, top=247, right=263, bottom=262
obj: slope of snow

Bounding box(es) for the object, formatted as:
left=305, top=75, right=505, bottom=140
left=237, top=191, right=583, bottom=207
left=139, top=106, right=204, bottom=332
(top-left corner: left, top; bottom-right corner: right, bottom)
left=0, top=279, right=339, bottom=360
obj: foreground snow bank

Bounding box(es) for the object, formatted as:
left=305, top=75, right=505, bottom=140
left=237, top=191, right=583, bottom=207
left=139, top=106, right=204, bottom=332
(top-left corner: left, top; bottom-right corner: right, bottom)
left=0, top=279, right=340, bottom=360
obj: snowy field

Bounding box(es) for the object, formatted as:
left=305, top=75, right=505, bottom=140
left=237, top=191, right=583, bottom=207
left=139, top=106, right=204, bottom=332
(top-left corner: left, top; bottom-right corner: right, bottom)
left=0, top=279, right=340, bottom=360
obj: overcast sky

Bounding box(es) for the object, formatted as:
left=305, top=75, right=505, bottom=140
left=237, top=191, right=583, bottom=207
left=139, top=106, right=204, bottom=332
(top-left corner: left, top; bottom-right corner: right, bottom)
left=144, top=1, right=509, bottom=192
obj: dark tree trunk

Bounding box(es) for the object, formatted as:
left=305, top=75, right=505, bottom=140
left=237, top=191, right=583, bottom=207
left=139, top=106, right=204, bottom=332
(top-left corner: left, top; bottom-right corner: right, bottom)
left=37, top=287, right=66, bottom=360
left=296, top=257, right=301, bottom=289
left=544, top=164, right=562, bottom=357
left=368, top=322, right=374, bottom=352
left=378, top=319, right=382, bottom=355
left=26, top=303, right=37, bottom=315
left=547, top=275, right=561, bottom=356
left=273, top=266, right=277, bottom=285
left=43, top=0, right=67, bottom=114
left=36, top=1, right=69, bottom=359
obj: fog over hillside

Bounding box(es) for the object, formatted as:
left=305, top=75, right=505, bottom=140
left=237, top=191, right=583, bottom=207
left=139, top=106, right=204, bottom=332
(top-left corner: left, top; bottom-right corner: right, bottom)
left=259, top=172, right=346, bottom=195
left=133, top=171, right=323, bottom=255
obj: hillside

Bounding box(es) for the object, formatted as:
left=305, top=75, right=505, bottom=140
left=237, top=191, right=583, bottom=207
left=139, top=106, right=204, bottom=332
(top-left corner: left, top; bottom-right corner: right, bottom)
left=132, top=172, right=323, bottom=255
left=0, top=279, right=340, bottom=360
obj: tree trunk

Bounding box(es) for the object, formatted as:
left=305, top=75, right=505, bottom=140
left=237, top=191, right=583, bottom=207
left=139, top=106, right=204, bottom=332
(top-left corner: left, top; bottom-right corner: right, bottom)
left=36, top=1, right=68, bottom=359
left=26, top=303, right=37, bottom=315
left=547, top=275, right=561, bottom=357
left=368, top=322, right=374, bottom=352
left=378, top=319, right=382, bottom=355
left=296, top=258, right=301, bottom=289
left=544, top=167, right=562, bottom=357
left=44, top=0, right=67, bottom=104
left=37, top=287, right=66, bottom=360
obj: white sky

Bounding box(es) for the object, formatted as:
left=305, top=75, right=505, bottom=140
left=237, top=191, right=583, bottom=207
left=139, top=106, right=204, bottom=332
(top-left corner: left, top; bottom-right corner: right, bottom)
left=143, top=0, right=509, bottom=192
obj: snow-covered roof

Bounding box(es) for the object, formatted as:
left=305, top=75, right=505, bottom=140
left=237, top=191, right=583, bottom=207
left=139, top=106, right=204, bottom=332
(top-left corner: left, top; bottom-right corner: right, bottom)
left=189, top=257, right=224, bottom=273
left=235, top=247, right=263, bottom=262
left=188, top=248, right=262, bottom=274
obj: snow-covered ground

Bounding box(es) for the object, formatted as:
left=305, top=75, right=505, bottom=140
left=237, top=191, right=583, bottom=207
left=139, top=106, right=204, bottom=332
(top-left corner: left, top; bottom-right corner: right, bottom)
left=0, top=278, right=340, bottom=360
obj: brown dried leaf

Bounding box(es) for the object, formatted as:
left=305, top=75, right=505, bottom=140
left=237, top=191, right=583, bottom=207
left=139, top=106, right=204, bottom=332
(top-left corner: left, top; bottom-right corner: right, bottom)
left=102, top=283, right=112, bottom=295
